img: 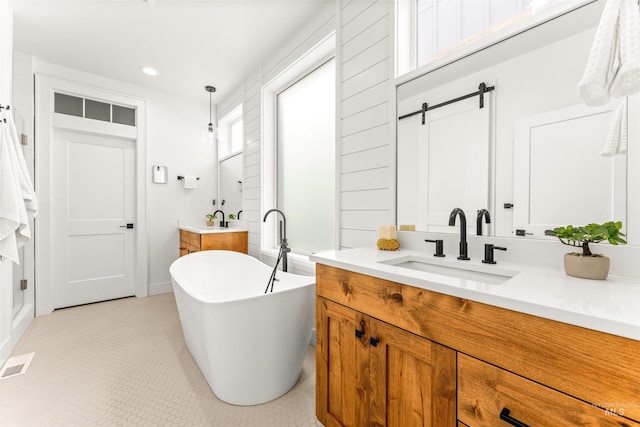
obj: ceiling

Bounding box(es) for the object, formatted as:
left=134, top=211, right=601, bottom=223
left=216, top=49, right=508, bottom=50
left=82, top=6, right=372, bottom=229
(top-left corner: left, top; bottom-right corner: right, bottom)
left=10, top=0, right=332, bottom=104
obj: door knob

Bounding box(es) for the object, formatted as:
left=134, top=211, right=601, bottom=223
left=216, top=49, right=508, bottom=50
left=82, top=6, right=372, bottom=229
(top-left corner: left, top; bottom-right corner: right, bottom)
left=120, top=223, right=134, bottom=229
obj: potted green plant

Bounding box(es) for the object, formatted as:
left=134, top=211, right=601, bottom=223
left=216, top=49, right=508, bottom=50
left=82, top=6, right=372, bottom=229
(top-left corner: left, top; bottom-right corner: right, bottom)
left=228, top=214, right=236, bottom=220
left=205, top=214, right=217, bottom=227
left=545, top=221, right=626, bottom=280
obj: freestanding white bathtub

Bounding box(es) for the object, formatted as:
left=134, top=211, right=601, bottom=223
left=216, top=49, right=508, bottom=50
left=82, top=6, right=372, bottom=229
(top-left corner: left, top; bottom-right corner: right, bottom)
left=169, top=250, right=315, bottom=405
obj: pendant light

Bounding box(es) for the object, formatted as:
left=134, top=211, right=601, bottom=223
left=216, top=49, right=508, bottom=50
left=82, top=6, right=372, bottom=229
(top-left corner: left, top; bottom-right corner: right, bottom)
left=205, top=85, right=217, bottom=143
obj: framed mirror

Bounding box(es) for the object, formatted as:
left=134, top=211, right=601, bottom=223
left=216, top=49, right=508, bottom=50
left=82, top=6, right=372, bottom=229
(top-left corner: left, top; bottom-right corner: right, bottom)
left=396, top=4, right=639, bottom=243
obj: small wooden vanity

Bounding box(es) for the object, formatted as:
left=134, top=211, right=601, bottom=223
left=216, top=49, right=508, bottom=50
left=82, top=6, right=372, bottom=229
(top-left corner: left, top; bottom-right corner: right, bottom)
left=179, top=229, right=248, bottom=256
left=315, top=263, right=640, bottom=427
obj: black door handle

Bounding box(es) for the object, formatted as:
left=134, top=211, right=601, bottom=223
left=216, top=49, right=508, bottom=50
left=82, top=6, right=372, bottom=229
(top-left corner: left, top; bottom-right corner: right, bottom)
left=120, top=223, right=134, bottom=229
left=500, top=408, right=530, bottom=427
left=369, top=337, right=380, bottom=347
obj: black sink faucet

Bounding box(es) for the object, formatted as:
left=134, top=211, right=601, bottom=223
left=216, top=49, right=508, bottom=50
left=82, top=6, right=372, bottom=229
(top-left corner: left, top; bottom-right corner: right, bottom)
left=449, top=208, right=470, bottom=260
left=263, top=208, right=289, bottom=272
left=213, top=210, right=226, bottom=227
left=476, top=209, right=491, bottom=236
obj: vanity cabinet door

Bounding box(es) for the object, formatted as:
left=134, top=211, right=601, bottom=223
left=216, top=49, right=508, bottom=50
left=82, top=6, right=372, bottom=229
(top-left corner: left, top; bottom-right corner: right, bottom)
left=316, top=298, right=369, bottom=427
left=316, top=297, right=457, bottom=427
left=368, top=318, right=456, bottom=427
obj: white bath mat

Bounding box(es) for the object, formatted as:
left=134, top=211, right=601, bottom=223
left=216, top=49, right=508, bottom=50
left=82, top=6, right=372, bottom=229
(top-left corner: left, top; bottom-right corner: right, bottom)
left=0, top=352, right=35, bottom=379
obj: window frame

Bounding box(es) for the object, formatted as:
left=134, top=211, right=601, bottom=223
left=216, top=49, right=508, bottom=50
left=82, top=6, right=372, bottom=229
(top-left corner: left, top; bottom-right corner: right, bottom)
left=261, top=32, right=337, bottom=261
left=218, top=104, right=243, bottom=161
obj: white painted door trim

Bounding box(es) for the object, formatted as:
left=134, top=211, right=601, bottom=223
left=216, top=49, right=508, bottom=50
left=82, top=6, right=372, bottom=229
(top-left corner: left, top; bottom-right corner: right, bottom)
left=35, top=75, right=148, bottom=316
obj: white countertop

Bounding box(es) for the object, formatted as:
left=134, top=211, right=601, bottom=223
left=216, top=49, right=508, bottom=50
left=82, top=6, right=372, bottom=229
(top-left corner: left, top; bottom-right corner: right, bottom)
left=310, top=247, right=640, bottom=341
left=178, top=219, right=248, bottom=234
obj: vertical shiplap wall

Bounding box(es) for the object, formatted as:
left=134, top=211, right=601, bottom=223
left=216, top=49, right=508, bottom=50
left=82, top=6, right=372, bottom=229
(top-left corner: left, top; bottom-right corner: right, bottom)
left=338, top=0, right=395, bottom=249
left=242, top=71, right=263, bottom=256
left=218, top=0, right=396, bottom=255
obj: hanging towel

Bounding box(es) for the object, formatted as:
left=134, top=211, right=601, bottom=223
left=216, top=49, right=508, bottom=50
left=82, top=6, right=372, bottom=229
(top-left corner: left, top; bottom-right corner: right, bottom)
left=0, top=123, right=22, bottom=263
left=601, top=98, right=628, bottom=156
left=183, top=175, right=198, bottom=189
left=611, top=0, right=640, bottom=98
left=579, top=0, right=640, bottom=105
left=6, top=113, right=37, bottom=220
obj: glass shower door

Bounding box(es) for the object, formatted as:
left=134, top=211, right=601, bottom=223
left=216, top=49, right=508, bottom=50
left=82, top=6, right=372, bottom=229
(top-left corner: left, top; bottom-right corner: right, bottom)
left=11, top=108, right=35, bottom=320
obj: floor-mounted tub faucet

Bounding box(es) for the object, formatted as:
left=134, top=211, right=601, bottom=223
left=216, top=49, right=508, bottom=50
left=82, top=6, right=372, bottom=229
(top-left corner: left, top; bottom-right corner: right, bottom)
left=476, top=209, right=491, bottom=236
left=263, top=208, right=290, bottom=272
left=213, top=210, right=226, bottom=227
left=449, top=208, right=470, bottom=260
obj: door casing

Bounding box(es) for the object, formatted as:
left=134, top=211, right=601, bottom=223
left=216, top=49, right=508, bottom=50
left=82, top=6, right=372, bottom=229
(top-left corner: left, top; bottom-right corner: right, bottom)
left=35, top=75, right=148, bottom=316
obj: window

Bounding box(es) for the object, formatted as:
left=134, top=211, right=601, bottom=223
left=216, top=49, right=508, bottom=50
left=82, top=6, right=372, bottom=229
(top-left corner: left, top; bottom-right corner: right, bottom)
left=416, top=0, right=563, bottom=67
left=230, top=119, right=243, bottom=154
left=397, top=0, right=592, bottom=76
left=218, top=105, right=243, bottom=159
left=54, top=92, right=136, bottom=126
left=275, top=58, right=336, bottom=255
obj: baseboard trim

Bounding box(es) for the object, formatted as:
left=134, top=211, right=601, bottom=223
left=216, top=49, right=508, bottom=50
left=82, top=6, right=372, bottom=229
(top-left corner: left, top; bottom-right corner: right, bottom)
left=148, top=281, right=173, bottom=296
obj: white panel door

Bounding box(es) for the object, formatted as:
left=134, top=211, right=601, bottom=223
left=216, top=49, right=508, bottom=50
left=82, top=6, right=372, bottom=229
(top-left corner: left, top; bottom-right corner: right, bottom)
left=52, top=130, right=135, bottom=309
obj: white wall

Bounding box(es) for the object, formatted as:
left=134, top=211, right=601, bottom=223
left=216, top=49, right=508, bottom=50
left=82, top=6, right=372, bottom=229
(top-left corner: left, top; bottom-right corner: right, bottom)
left=28, top=59, right=218, bottom=298
left=0, top=0, right=14, bottom=366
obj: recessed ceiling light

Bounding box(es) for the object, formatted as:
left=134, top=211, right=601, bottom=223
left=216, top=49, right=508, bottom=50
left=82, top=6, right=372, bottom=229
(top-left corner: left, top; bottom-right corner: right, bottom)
left=140, top=67, right=158, bottom=76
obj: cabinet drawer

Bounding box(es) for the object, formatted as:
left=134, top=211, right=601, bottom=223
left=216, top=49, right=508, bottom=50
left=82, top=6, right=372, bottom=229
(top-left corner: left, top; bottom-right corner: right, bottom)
left=180, top=230, right=200, bottom=248
left=458, top=354, right=640, bottom=427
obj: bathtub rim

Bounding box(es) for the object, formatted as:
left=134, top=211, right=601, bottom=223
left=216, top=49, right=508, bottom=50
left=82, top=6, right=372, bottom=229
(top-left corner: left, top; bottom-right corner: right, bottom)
left=169, top=250, right=315, bottom=305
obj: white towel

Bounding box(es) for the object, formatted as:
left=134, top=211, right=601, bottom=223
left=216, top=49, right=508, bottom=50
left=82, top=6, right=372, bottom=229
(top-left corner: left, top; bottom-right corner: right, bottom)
left=579, top=0, right=640, bottom=105
left=0, top=123, right=22, bottom=263
left=6, top=113, right=37, bottom=219
left=611, top=0, right=640, bottom=98
left=601, top=98, right=628, bottom=156
left=183, top=175, right=198, bottom=189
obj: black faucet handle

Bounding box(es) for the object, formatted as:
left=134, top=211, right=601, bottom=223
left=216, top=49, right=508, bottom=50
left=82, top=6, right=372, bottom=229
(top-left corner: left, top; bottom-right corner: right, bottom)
left=425, top=239, right=445, bottom=257
left=482, top=244, right=507, bottom=264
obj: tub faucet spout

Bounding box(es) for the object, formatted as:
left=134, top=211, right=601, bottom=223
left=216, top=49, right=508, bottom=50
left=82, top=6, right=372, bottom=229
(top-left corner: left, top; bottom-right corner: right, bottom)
left=263, top=209, right=289, bottom=273
left=449, top=208, right=470, bottom=260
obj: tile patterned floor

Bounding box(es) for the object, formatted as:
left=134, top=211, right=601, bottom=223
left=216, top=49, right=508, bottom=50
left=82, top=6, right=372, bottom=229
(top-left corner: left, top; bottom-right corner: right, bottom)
left=0, top=293, right=322, bottom=426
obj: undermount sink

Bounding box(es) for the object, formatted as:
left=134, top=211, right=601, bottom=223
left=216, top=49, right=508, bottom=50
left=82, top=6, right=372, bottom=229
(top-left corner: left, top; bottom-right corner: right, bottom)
left=378, top=255, right=519, bottom=285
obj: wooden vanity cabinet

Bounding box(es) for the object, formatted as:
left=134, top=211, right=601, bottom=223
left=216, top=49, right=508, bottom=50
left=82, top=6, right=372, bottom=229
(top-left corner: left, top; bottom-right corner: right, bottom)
left=179, top=229, right=248, bottom=256
left=315, top=264, right=640, bottom=427
left=316, top=298, right=456, bottom=427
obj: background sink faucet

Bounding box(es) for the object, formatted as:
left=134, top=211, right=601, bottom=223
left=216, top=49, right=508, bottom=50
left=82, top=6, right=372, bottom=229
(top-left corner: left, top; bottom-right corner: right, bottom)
left=449, top=208, right=470, bottom=260
left=213, top=210, right=226, bottom=228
